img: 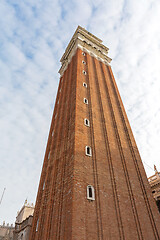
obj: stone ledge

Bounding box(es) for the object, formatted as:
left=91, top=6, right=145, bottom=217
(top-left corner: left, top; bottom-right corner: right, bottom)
left=59, top=26, right=112, bottom=76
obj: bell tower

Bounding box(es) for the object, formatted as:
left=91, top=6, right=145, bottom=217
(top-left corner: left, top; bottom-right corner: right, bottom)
left=29, top=26, right=160, bottom=240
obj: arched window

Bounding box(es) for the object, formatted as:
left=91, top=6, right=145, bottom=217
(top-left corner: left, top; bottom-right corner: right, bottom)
left=84, top=98, right=88, bottom=104
left=83, top=82, right=87, bottom=88
left=87, top=185, right=95, bottom=200
left=84, top=118, right=90, bottom=127
left=85, top=146, right=92, bottom=156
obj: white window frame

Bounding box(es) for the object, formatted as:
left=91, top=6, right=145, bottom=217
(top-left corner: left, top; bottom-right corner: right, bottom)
left=83, top=70, right=87, bottom=75
left=87, top=185, right=95, bottom=201
left=84, top=118, right=90, bottom=127
left=83, top=82, right=87, bottom=88
left=82, top=60, right=86, bottom=65
left=84, top=98, right=88, bottom=104
left=82, top=52, right=85, bottom=56
left=85, top=146, right=92, bottom=156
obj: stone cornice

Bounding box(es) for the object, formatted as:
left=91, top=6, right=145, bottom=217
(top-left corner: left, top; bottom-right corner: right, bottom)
left=59, top=26, right=112, bottom=76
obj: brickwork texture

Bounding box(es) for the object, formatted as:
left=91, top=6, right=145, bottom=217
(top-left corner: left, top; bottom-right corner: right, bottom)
left=29, top=34, right=160, bottom=240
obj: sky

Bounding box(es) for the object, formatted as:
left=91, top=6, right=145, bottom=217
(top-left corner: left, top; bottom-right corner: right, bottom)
left=0, top=0, right=160, bottom=224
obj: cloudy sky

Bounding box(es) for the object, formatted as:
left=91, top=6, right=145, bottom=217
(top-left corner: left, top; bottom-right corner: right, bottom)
left=1, top=0, right=160, bottom=224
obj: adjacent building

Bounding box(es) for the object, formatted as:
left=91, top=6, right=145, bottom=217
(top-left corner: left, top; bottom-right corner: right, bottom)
left=148, top=165, right=160, bottom=213
left=13, top=201, right=34, bottom=240
left=0, top=222, right=14, bottom=240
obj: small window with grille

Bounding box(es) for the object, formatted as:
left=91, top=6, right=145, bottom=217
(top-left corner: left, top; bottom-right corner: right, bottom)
left=84, top=118, right=90, bottom=127
left=84, top=98, right=88, bottom=104
left=87, top=185, right=95, bottom=201
left=85, top=146, right=92, bottom=156
left=83, top=82, right=87, bottom=88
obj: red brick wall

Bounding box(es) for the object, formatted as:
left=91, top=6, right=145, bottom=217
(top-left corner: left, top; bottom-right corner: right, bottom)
left=29, top=48, right=160, bottom=240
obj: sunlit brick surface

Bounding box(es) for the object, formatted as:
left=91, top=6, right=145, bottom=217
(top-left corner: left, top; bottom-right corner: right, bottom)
left=29, top=30, right=160, bottom=240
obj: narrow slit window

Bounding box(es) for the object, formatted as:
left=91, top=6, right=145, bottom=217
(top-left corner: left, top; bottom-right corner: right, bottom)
left=48, top=151, right=50, bottom=160
left=83, top=82, right=87, bottom=88
left=84, top=118, right=90, bottom=127
left=85, top=146, right=92, bottom=156
left=82, top=52, right=85, bottom=56
left=52, top=130, right=54, bottom=136
left=89, top=187, right=92, bottom=198
left=84, top=98, right=88, bottom=104
left=36, top=219, right=39, bottom=232
left=83, top=70, right=87, bottom=75
left=43, top=181, right=45, bottom=190
left=87, top=185, right=95, bottom=201
left=55, top=114, right=57, bottom=119
left=82, top=60, right=86, bottom=65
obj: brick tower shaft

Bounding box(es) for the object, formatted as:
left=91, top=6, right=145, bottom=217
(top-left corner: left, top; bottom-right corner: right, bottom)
left=29, top=26, right=160, bottom=240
